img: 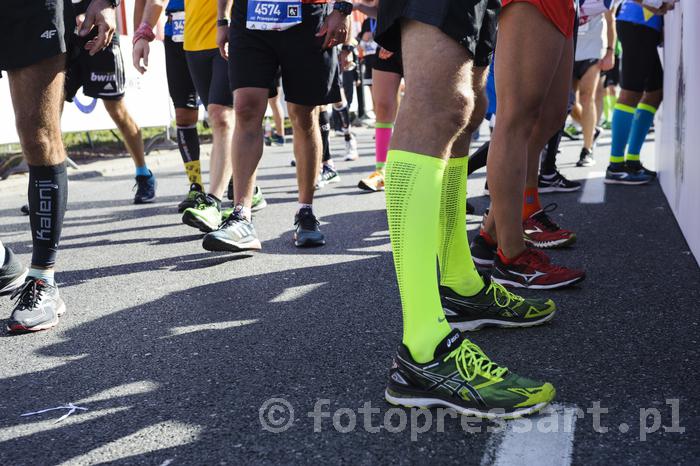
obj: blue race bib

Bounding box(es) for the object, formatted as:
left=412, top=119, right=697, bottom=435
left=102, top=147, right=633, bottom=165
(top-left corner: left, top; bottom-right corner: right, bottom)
left=246, top=0, right=303, bottom=31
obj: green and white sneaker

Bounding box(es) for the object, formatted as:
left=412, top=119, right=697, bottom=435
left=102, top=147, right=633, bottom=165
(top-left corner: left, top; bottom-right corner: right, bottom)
left=178, top=183, right=205, bottom=213
left=439, top=280, right=556, bottom=331
left=182, top=194, right=221, bottom=233
left=252, top=186, right=267, bottom=212
left=385, top=330, right=555, bottom=419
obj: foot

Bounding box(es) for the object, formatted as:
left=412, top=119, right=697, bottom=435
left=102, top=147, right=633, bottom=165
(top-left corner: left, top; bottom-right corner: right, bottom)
left=483, top=180, right=489, bottom=196
left=294, top=207, right=325, bottom=247
left=492, top=248, right=585, bottom=290
left=538, top=171, right=582, bottom=193
left=7, top=278, right=66, bottom=333
left=252, top=186, right=268, bottom=212
left=177, top=183, right=205, bottom=213
left=523, top=204, right=576, bottom=248
left=470, top=232, right=497, bottom=270
left=203, top=210, right=262, bottom=252
left=317, top=164, right=341, bottom=189
left=385, top=330, right=556, bottom=419
left=626, top=161, right=657, bottom=178
left=134, top=172, right=157, bottom=204
left=343, top=137, right=359, bottom=161
left=440, top=280, right=556, bottom=331
left=466, top=201, right=475, bottom=215
left=182, top=194, right=221, bottom=233
left=562, top=124, right=581, bottom=140
left=0, top=247, right=27, bottom=297
left=576, top=148, right=595, bottom=167
left=604, top=164, right=653, bottom=185
left=290, top=156, right=296, bottom=167
left=272, top=133, right=285, bottom=146
left=602, top=120, right=612, bottom=130
left=358, top=170, right=384, bottom=192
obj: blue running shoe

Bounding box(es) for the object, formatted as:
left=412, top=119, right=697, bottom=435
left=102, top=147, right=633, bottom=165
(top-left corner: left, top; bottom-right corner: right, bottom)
left=604, top=164, right=652, bottom=185
left=134, top=172, right=157, bottom=203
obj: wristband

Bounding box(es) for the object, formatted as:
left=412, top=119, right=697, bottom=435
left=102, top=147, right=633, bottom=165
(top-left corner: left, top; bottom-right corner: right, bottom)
left=132, top=21, right=156, bottom=45
left=217, top=18, right=230, bottom=27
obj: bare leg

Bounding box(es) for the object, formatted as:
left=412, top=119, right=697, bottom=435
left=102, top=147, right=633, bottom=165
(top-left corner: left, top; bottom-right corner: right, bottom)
left=268, top=91, right=285, bottom=136
left=287, top=103, right=320, bottom=205
left=207, top=103, right=234, bottom=199
left=371, top=69, right=402, bottom=123
left=232, top=88, right=268, bottom=208
left=103, top=99, right=146, bottom=168
left=577, top=64, right=600, bottom=151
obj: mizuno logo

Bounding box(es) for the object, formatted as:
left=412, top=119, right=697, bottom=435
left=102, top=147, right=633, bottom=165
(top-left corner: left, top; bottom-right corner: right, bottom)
left=509, top=270, right=547, bottom=284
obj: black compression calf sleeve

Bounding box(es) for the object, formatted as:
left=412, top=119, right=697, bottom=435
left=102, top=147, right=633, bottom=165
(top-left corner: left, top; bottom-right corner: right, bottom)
left=541, top=127, right=563, bottom=175
left=467, top=141, right=489, bottom=176
left=28, top=163, right=67, bottom=268
left=176, top=125, right=200, bottom=163
left=319, top=110, right=331, bottom=163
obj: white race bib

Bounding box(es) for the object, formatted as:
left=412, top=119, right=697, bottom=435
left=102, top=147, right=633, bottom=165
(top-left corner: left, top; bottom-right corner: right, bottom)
left=171, top=11, right=185, bottom=43
left=246, top=0, right=303, bottom=31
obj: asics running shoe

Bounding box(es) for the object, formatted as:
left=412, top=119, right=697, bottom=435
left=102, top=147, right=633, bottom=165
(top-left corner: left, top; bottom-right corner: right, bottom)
left=470, top=232, right=497, bottom=269
left=7, top=278, right=66, bottom=333
left=358, top=170, right=385, bottom=192
left=134, top=171, right=157, bottom=204
left=492, top=248, right=585, bottom=289
left=604, top=164, right=653, bottom=185
left=576, top=148, right=595, bottom=167
left=344, top=137, right=359, bottom=161
left=294, top=207, right=325, bottom=247
left=178, top=184, right=205, bottom=213
left=385, top=329, right=556, bottom=419
left=182, top=194, right=221, bottom=232
left=626, top=161, right=657, bottom=178
left=538, top=171, right=581, bottom=193
left=440, top=281, right=556, bottom=331
left=0, top=247, right=27, bottom=297
left=203, top=210, right=262, bottom=252
left=523, top=204, right=576, bottom=248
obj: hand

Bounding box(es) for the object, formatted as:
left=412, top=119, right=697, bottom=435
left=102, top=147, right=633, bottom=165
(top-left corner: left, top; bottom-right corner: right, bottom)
left=599, top=51, right=614, bottom=71
left=79, top=0, right=116, bottom=56
left=217, top=25, right=230, bottom=60
left=316, top=10, right=350, bottom=50
left=132, top=38, right=151, bottom=74
left=378, top=47, right=393, bottom=60
left=340, top=50, right=354, bottom=71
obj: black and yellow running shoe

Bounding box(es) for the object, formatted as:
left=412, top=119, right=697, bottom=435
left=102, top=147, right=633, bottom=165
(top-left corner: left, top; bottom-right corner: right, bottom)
left=385, top=330, right=555, bottom=419
left=440, top=280, right=556, bottom=331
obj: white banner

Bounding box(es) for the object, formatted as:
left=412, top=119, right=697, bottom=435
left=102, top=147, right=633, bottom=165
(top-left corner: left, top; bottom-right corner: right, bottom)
left=656, top=1, right=700, bottom=263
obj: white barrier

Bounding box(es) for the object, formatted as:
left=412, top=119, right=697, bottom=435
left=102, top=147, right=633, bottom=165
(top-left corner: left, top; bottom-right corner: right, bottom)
left=656, top=1, right=700, bottom=263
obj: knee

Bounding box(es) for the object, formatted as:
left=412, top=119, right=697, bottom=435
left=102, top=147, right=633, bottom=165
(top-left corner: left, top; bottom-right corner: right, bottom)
left=428, top=89, right=474, bottom=133
left=175, top=108, right=198, bottom=126
left=288, top=107, right=315, bottom=134
left=16, top=122, right=53, bottom=162
left=207, top=105, right=233, bottom=130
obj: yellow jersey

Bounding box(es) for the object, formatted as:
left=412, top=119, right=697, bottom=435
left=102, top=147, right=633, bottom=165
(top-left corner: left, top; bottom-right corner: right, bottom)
left=184, top=0, right=218, bottom=51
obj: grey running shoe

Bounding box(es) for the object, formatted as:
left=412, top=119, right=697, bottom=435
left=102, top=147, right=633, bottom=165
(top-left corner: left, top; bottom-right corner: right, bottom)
left=202, top=211, right=262, bottom=252
left=294, top=207, right=325, bottom=247
left=8, top=278, right=66, bottom=333
left=0, top=247, right=27, bottom=297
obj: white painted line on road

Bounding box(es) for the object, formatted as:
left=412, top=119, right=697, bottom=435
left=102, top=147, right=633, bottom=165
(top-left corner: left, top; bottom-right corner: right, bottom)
left=480, top=403, right=578, bottom=466
left=579, top=171, right=606, bottom=204
left=270, top=283, right=326, bottom=303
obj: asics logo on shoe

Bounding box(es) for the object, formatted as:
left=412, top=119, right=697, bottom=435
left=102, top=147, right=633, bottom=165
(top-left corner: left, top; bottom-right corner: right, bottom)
left=524, top=226, right=543, bottom=235
left=443, top=296, right=492, bottom=311
left=509, top=270, right=547, bottom=284
left=446, top=333, right=460, bottom=349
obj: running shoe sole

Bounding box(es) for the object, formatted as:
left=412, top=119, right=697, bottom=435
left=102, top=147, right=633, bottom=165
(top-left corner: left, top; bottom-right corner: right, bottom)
left=0, top=269, right=28, bottom=297
left=604, top=178, right=651, bottom=185
left=384, top=389, right=551, bottom=420
left=524, top=234, right=577, bottom=249
left=538, top=185, right=582, bottom=193
left=294, top=235, right=326, bottom=248
left=252, top=198, right=268, bottom=212
left=7, top=299, right=66, bottom=333
left=182, top=212, right=218, bottom=233
left=357, top=180, right=382, bottom=192
left=492, top=274, right=585, bottom=290
left=446, top=311, right=556, bottom=332
left=202, top=235, right=262, bottom=252
left=134, top=195, right=156, bottom=204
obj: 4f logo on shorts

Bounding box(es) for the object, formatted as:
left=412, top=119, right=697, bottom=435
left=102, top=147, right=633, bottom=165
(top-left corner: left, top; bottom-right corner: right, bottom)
left=288, top=5, right=300, bottom=18
left=41, top=30, right=57, bottom=39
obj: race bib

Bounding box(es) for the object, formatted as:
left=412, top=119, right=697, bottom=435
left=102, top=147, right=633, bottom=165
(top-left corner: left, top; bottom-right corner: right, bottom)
left=246, top=0, right=302, bottom=31
left=171, top=11, right=185, bottom=43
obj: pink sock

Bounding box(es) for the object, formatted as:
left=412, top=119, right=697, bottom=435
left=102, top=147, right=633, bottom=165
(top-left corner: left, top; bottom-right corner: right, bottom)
left=375, top=123, right=393, bottom=170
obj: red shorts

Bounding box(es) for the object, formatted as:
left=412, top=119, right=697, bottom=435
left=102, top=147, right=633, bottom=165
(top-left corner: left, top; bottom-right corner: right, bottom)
left=502, top=0, right=575, bottom=38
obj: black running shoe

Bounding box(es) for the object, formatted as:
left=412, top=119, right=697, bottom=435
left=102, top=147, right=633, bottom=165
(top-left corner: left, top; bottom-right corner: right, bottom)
left=440, top=281, right=556, bottom=331
left=0, top=247, right=27, bottom=297
left=20, top=204, right=29, bottom=215
left=576, top=148, right=595, bottom=167
left=134, top=172, right=157, bottom=204
left=538, top=171, right=582, bottom=193
left=466, top=201, right=475, bottom=215
left=7, top=278, right=66, bottom=333
left=202, top=210, right=262, bottom=252
left=294, top=207, right=325, bottom=247
left=626, top=161, right=657, bottom=178
left=385, top=329, right=556, bottom=419
left=470, top=233, right=497, bottom=270
left=178, top=184, right=205, bottom=213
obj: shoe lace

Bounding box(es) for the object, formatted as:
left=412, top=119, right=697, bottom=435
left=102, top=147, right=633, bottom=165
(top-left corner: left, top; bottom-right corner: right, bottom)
left=487, top=281, right=524, bottom=309
left=533, top=203, right=560, bottom=230
left=295, top=210, right=319, bottom=230
left=445, top=340, right=508, bottom=382
left=11, top=279, right=44, bottom=310
left=524, top=248, right=572, bottom=273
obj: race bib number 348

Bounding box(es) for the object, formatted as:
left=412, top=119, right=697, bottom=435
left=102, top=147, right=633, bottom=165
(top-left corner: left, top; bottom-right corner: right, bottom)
left=247, top=0, right=303, bottom=31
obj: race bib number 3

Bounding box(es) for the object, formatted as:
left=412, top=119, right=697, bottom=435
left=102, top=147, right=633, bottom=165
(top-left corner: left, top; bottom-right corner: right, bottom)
left=246, top=0, right=303, bottom=31
left=171, top=11, right=185, bottom=42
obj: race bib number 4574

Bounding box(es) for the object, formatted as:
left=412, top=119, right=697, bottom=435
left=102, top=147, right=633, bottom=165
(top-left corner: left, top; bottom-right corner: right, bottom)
left=246, top=0, right=303, bottom=31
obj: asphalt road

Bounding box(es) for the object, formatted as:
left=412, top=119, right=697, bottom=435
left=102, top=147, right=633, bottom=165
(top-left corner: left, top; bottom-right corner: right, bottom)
left=0, top=128, right=697, bottom=465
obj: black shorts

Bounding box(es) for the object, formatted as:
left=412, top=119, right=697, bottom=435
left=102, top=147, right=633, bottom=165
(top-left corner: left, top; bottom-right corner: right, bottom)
left=573, top=58, right=599, bottom=81
left=618, top=21, right=663, bottom=93
left=362, top=54, right=376, bottom=84
left=0, top=0, right=75, bottom=71
left=373, top=50, right=404, bottom=76
left=604, top=56, right=620, bottom=87
left=164, top=35, right=198, bottom=109
left=185, top=49, right=233, bottom=108
left=229, top=3, right=340, bottom=106
left=65, top=34, right=126, bottom=102
left=375, top=0, right=500, bottom=68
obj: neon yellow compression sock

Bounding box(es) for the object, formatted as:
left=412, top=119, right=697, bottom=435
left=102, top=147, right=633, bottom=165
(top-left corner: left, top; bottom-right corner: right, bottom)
left=438, top=156, right=484, bottom=297
left=385, top=150, right=452, bottom=364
